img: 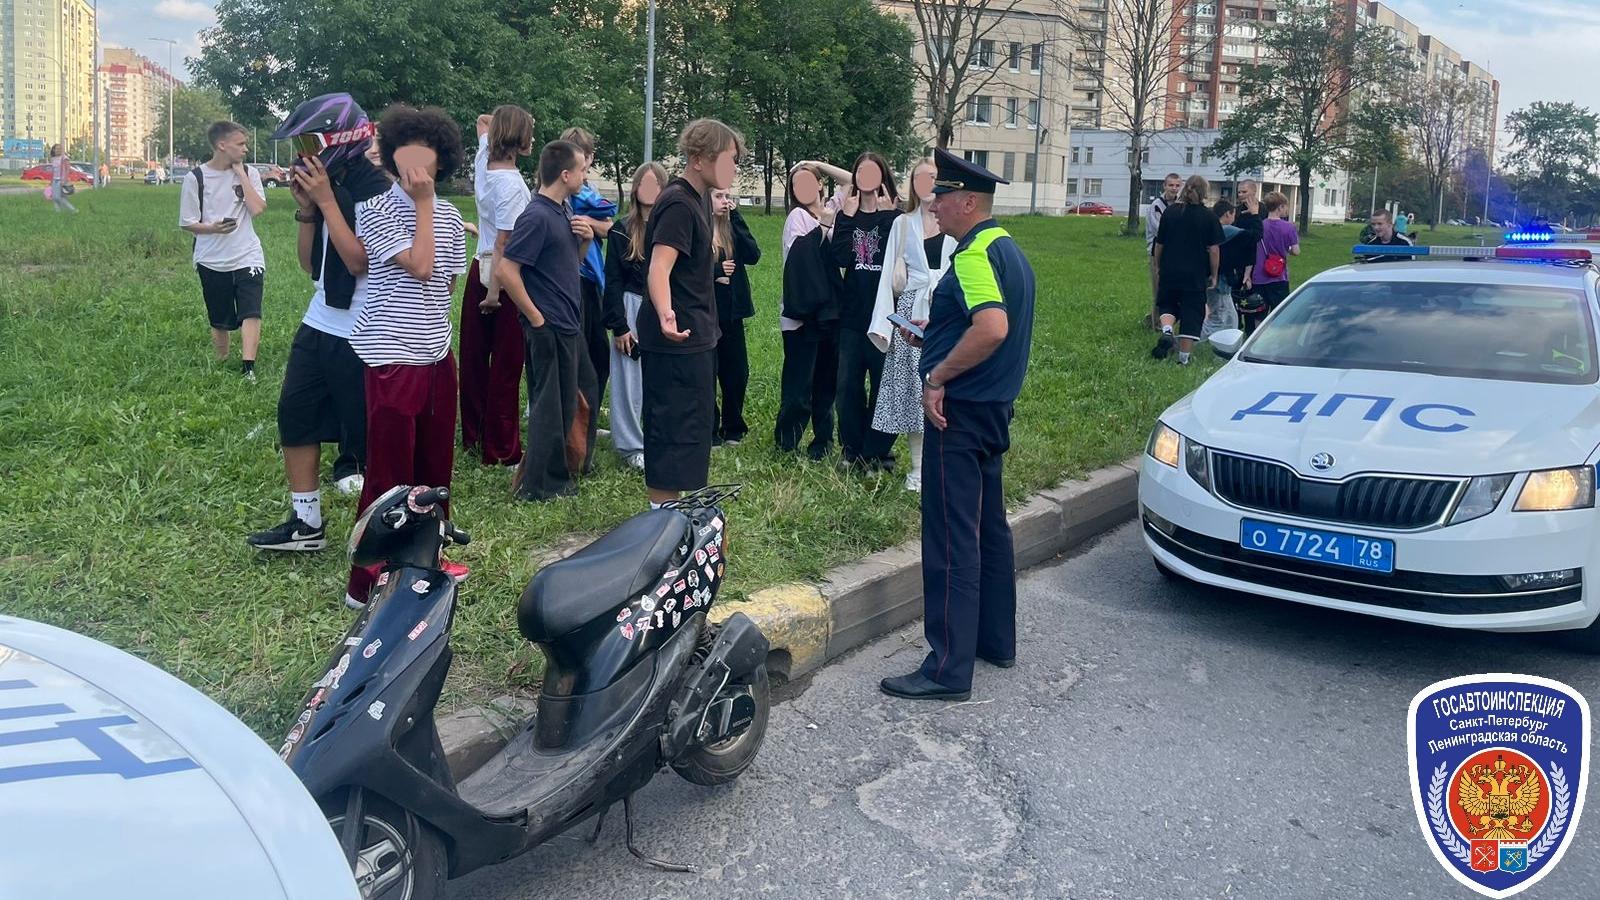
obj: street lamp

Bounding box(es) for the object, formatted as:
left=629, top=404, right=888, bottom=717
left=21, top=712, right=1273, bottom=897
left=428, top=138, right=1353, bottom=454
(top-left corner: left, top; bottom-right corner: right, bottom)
left=150, top=37, right=178, bottom=170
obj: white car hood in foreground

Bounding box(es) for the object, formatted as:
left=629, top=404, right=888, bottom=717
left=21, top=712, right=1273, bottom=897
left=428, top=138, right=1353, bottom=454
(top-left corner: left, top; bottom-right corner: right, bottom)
left=0, top=616, right=359, bottom=900
left=1165, top=362, right=1600, bottom=478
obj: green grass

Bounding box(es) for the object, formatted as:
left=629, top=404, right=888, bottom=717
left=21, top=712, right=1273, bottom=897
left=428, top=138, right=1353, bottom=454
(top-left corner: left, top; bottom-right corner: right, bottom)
left=0, top=184, right=1493, bottom=735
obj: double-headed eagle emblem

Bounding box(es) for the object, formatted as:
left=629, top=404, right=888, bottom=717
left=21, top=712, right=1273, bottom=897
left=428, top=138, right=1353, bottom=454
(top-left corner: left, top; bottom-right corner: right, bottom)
left=1458, top=754, right=1542, bottom=840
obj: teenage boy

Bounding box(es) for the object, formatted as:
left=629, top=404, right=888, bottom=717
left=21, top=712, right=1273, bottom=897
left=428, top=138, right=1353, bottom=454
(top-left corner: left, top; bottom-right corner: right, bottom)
left=497, top=140, right=594, bottom=501
left=1152, top=175, right=1223, bottom=366
left=559, top=126, right=618, bottom=471
left=1362, top=209, right=1414, bottom=262
left=179, top=120, right=268, bottom=379
left=639, top=119, right=743, bottom=507
left=1144, top=173, right=1182, bottom=330
left=343, top=105, right=469, bottom=609
left=247, top=93, right=389, bottom=552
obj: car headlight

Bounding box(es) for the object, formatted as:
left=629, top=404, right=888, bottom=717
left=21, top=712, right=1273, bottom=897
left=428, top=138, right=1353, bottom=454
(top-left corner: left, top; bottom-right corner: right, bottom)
left=1147, top=422, right=1181, bottom=468
left=1514, top=466, right=1595, bottom=512
left=1447, top=474, right=1514, bottom=525
left=1184, top=438, right=1210, bottom=489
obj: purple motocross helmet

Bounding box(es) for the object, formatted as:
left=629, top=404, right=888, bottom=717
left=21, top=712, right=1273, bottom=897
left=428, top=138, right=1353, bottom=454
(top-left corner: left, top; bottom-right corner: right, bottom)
left=271, top=92, right=374, bottom=173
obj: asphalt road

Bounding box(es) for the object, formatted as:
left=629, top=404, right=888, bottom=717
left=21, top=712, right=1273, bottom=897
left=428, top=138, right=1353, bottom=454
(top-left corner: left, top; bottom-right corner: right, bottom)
left=449, top=522, right=1599, bottom=900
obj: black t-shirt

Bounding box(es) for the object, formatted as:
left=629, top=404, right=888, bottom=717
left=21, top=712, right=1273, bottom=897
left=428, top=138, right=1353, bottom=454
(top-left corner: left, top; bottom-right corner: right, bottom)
left=1155, top=202, right=1225, bottom=290
left=638, top=177, right=718, bottom=354
left=502, top=193, right=582, bottom=335
left=829, top=208, right=902, bottom=332
left=924, top=234, right=944, bottom=268
left=1226, top=207, right=1264, bottom=284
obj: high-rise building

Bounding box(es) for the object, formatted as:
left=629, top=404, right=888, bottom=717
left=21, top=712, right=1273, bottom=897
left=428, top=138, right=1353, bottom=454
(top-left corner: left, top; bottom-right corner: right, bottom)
left=874, top=0, right=1076, bottom=213
left=1, top=0, right=97, bottom=153
left=99, top=48, right=177, bottom=166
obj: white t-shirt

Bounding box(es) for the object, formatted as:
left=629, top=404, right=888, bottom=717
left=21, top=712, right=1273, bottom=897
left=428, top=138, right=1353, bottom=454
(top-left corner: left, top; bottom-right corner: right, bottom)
left=349, top=183, right=469, bottom=367
left=474, top=134, right=531, bottom=265
left=301, top=231, right=370, bottom=339
left=179, top=163, right=266, bottom=271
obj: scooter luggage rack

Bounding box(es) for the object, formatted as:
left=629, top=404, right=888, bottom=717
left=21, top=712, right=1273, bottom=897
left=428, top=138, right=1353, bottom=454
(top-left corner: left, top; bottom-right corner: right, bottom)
left=660, top=483, right=743, bottom=511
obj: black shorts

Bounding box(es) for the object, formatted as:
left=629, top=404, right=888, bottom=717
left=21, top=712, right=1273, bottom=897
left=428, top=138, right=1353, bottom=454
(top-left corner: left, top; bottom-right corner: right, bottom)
left=1156, top=283, right=1206, bottom=339
left=641, top=348, right=716, bottom=492
left=1255, top=280, right=1291, bottom=310
left=197, top=264, right=264, bottom=331
left=278, top=324, right=368, bottom=449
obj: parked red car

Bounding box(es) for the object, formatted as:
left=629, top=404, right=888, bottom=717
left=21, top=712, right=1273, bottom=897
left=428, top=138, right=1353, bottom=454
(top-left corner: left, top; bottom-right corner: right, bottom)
left=1068, top=201, right=1115, bottom=216
left=21, top=163, right=92, bottom=184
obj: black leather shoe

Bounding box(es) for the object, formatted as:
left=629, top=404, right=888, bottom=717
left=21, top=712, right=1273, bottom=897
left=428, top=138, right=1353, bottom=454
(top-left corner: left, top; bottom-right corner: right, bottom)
left=978, top=655, right=1016, bottom=669
left=880, top=672, right=971, bottom=701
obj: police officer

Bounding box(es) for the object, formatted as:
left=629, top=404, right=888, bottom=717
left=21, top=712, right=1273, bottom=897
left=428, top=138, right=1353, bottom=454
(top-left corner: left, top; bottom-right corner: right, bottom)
left=881, top=149, right=1036, bottom=701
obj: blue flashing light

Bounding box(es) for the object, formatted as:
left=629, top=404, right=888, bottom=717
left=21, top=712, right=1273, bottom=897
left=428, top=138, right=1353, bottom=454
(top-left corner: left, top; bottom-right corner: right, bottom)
left=1504, top=229, right=1555, bottom=244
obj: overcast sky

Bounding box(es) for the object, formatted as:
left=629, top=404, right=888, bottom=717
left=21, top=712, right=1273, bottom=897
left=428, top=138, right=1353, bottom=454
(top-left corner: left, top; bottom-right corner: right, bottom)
left=101, top=0, right=1596, bottom=147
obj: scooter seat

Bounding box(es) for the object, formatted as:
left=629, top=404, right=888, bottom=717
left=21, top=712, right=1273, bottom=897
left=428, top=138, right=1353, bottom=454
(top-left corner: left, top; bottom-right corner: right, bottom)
left=519, top=508, right=689, bottom=643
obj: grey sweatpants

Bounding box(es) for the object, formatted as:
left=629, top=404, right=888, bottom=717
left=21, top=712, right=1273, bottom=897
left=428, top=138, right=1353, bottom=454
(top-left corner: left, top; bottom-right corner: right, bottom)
left=608, top=290, right=645, bottom=456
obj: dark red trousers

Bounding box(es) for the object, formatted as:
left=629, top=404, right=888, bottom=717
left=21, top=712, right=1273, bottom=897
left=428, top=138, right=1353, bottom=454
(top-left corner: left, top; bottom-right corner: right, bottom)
left=459, top=259, right=525, bottom=465
left=346, top=353, right=458, bottom=603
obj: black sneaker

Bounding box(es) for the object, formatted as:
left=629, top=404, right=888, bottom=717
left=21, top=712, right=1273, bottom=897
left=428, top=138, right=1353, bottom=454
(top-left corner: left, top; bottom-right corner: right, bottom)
left=1151, top=332, right=1175, bottom=359
left=247, top=515, right=327, bottom=552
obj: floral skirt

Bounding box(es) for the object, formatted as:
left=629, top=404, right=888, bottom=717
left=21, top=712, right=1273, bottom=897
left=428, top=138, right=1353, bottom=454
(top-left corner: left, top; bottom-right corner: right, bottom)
left=872, top=288, right=925, bottom=435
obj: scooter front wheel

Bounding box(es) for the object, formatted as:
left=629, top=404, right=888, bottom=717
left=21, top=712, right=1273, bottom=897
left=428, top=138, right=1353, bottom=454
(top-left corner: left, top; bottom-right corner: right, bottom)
left=321, top=790, right=447, bottom=900
left=671, top=666, right=771, bottom=786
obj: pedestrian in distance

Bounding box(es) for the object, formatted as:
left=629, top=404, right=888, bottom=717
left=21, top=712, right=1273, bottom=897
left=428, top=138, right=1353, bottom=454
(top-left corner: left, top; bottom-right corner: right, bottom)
left=880, top=148, right=1036, bottom=702
left=1242, top=191, right=1299, bottom=318
left=1361, top=208, right=1414, bottom=263
left=1145, top=173, right=1182, bottom=330
left=46, top=144, right=77, bottom=213
left=179, top=121, right=268, bottom=379
left=460, top=105, right=535, bottom=468
left=866, top=157, right=955, bottom=493
left=710, top=187, right=761, bottom=446
left=497, top=140, right=593, bottom=502
left=343, top=104, right=470, bottom=609
left=639, top=118, right=744, bottom=508
left=603, top=161, right=669, bottom=471
left=830, top=151, right=903, bottom=472
left=1151, top=174, right=1223, bottom=366
left=246, top=92, right=389, bottom=554
left=774, top=162, right=846, bottom=460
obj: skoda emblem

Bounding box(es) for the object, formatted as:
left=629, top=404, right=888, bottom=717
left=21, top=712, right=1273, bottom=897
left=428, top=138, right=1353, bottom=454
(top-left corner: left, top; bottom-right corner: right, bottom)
left=1310, top=452, right=1335, bottom=471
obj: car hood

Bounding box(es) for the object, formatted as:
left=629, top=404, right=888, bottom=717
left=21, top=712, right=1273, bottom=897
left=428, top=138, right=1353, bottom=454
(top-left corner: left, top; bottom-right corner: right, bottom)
left=1163, top=362, right=1600, bottom=477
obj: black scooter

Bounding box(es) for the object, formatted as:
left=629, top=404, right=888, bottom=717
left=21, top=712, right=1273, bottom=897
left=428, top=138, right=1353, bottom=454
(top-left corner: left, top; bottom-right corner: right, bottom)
left=278, top=484, right=770, bottom=899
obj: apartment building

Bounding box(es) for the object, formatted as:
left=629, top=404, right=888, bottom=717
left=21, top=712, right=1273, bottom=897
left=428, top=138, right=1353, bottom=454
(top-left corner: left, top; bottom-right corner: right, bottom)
left=0, top=0, right=98, bottom=151
left=99, top=48, right=177, bottom=166
left=876, top=0, right=1075, bottom=214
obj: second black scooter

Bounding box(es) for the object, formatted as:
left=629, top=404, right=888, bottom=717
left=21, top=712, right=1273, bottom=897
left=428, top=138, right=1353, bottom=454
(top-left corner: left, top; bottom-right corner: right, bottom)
left=278, top=484, right=770, bottom=899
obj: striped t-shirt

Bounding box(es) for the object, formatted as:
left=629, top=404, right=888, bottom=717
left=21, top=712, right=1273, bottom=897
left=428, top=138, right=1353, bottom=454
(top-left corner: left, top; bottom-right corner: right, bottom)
left=349, top=183, right=469, bottom=367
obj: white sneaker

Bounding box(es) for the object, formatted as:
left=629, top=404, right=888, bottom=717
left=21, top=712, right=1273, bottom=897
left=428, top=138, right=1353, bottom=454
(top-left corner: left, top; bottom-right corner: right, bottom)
left=335, top=473, right=365, bottom=495
left=625, top=452, right=646, bottom=471
left=344, top=592, right=366, bottom=611
left=905, top=472, right=923, bottom=493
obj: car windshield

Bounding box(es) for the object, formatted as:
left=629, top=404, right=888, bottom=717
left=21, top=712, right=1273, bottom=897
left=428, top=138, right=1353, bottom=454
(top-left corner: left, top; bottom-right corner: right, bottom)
left=1241, top=279, right=1597, bottom=385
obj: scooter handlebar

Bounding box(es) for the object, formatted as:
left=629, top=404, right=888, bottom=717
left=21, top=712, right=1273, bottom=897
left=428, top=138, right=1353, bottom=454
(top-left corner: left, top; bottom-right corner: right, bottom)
left=445, top=523, right=471, bottom=546
left=415, top=486, right=450, bottom=508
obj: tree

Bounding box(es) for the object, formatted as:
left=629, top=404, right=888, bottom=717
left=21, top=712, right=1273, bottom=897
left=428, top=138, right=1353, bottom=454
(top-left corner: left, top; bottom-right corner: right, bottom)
left=1091, top=0, right=1193, bottom=234
left=1505, top=101, right=1600, bottom=223
left=1209, top=0, right=1395, bottom=233
left=901, top=0, right=1040, bottom=150
left=150, top=85, right=235, bottom=164
left=1401, top=74, right=1481, bottom=230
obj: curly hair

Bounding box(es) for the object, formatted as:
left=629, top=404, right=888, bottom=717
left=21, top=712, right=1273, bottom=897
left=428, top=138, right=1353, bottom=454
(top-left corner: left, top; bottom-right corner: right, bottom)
left=376, top=104, right=464, bottom=180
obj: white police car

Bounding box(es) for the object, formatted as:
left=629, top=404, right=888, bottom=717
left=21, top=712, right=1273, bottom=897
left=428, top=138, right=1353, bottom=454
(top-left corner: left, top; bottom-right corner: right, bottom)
left=1140, top=235, right=1600, bottom=649
left=0, top=615, right=361, bottom=899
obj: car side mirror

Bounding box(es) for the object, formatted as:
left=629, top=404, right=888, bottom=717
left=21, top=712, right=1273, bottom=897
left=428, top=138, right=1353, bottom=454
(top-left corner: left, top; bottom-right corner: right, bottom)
left=1210, top=328, right=1245, bottom=360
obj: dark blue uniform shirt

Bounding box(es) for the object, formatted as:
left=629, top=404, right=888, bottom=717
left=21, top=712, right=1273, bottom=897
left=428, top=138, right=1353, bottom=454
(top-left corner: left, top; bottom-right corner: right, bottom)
left=919, top=219, right=1035, bottom=403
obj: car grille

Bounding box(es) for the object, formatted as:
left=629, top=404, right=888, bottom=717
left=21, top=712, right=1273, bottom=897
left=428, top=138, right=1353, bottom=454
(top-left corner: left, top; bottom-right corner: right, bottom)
left=1209, top=452, right=1462, bottom=530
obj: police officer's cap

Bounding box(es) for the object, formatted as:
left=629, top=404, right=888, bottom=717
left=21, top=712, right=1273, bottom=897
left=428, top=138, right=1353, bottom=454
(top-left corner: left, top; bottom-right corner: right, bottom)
left=932, top=147, right=1009, bottom=195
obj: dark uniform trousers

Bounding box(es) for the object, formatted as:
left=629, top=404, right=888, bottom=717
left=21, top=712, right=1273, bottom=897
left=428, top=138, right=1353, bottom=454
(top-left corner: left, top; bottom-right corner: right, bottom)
left=919, top=398, right=1016, bottom=692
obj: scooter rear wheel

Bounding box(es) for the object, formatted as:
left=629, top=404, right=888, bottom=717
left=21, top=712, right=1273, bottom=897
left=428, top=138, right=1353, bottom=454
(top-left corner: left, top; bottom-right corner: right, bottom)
left=321, top=790, right=447, bottom=900
left=671, top=666, right=771, bottom=786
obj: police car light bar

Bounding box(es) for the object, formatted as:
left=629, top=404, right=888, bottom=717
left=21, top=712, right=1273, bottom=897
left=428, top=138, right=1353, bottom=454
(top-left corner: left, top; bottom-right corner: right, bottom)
left=1503, top=228, right=1600, bottom=244
left=1352, top=244, right=1592, bottom=262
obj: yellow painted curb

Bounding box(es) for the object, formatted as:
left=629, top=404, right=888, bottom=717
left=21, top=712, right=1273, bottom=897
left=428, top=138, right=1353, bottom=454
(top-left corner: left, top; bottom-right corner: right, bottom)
left=711, top=583, right=829, bottom=681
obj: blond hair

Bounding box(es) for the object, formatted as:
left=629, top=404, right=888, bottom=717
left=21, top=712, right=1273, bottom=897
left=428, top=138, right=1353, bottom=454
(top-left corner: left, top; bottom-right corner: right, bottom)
left=625, top=161, right=669, bottom=263
left=488, top=104, right=534, bottom=162
left=678, top=118, right=745, bottom=164
left=904, top=158, right=936, bottom=213
left=1263, top=191, right=1290, bottom=214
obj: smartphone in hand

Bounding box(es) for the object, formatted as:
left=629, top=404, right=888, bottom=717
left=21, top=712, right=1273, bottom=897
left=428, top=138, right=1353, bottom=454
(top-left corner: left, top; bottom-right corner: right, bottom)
left=887, top=312, right=924, bottom=339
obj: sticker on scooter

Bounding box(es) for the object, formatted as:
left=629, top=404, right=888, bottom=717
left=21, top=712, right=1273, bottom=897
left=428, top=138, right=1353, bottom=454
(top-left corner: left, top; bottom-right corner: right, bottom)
left=704, top=563, right=715, bottom=581
left=620, top=622, right=635, bottom=641
left=641, top=597, right=656, bottom=613
left=617, top=608, right=632, bottom=623
left=717, top=563, right=725, bottom=578
left=408, top=619, right=429, bottom=641
left=692, top=586, right=712, bottom=607
left=656, top=583, right=671, bottom=599
left=377, top=572, right=390, bottom=586
left=708, top=543, right=720, bottom=561
left=711, top=516, right=724, bottom=531
left=664, top=598, right=677, bottom=613
left=672, top=611, right=682, bottom=628
left=696, top=549, right=707, bottom=565
left=278, top=743, right=292, bottom=760
left=345, top=636, right=362, bottom=646
left=674, top=580, right=687, bottom=594
left=363, top=638, right=382, bottom=659
left=636, top=614, right=653, bottom=633
left=286, top=723, right=305, bottom=744
left=413, top=579, right=431, bottom=593
left=367, top=701, right=385, bottom=721
left=688, top=570, right=700, bottom=589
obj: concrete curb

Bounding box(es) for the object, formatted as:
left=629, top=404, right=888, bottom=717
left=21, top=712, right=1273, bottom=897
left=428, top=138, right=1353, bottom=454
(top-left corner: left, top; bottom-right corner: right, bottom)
left=440, top=456, right=1142, bottom=777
